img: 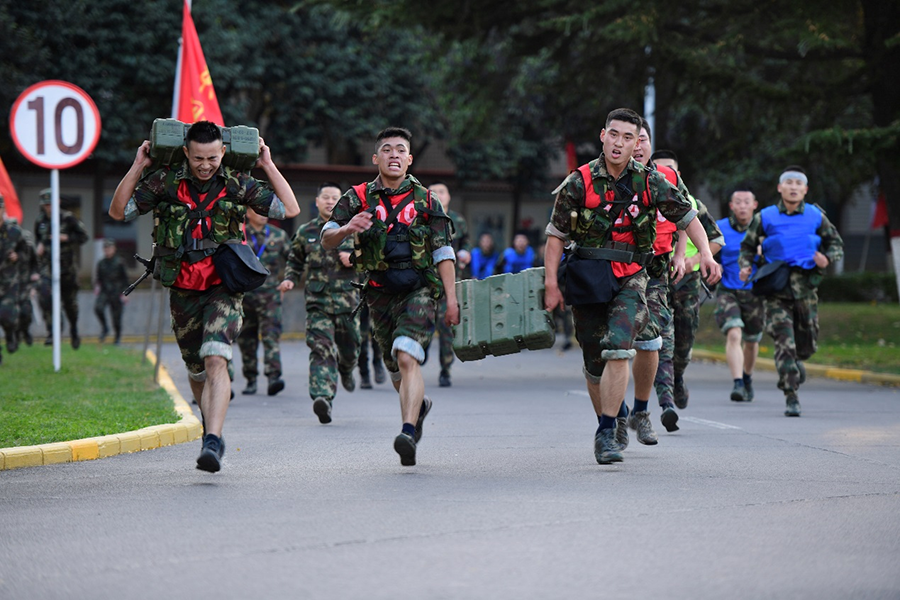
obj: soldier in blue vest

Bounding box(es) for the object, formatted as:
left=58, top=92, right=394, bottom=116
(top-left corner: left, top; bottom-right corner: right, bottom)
left=715, top=188, right=764, bottom=403
left=739, top=166, right=843, bottom=417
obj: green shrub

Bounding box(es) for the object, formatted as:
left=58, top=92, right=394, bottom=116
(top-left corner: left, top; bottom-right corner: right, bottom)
left=818, top=272, right=898, bottom=303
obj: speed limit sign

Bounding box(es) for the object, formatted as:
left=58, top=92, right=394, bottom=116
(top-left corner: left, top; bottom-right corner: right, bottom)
left=9, top=80, right=101, bottom=169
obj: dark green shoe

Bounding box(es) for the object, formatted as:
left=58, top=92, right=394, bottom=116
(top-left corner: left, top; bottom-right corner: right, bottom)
left=784, top=392, right=801, bottom=417
left=797, top=361, right=807, bottom=385
left=627, top=410, right=659, bottom=445
left=660, top=406, right=680, bottom=432
left=313, top=397, right=333, bottom=424
left=730, top=382, right=750, bottom=402
left=594, top=428, right=624, bottom=464
left=674, top=377, right=689, bottom=409
left=615, top=415, right=629, bottom=451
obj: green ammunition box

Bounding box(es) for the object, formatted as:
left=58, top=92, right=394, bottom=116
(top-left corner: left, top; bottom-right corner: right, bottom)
left=453, top=267, right=555, bottom=362
left=148, top=118, right=260, bottom=173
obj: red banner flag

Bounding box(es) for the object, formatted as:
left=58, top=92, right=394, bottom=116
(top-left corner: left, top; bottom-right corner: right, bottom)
left=871, top=192, right=889, bottom=230
left=0, top=157, right=22, bottom=223
left=177, top=1, right=224, bottom=126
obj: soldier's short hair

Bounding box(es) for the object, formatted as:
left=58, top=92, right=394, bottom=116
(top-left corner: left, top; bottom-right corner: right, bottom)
left=640, top=118, right=652, bottom=141
left=651, top=149, right=679, bottom=166
left=782, top=165, right=806, bottom=175
left=731, top=187, right=756, bottom=200
left=317, top=182, right=342, bottom=195
left=185, top=121, right=223, bottom=145
left=375, top=127, right=412, bottom=148
left=604, top=108, right=642, bottom=132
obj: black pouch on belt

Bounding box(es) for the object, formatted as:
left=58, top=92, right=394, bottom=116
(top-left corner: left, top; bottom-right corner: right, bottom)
left=213, top=240, right=270, bottom=293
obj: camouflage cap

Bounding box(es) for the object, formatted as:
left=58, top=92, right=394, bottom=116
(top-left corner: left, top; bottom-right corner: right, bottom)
left=39, top=188, right=52, bottom=204
left=103, top=238, right=116, bottom=248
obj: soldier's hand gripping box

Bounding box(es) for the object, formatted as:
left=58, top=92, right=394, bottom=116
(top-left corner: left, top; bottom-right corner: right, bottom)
left=452, top=267, right=555, bottom=361
left=149, top=118, right=260, bottom=173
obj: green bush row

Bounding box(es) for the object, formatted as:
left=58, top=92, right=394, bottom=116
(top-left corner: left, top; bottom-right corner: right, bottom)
left=818, top=272, right=898, bottom=303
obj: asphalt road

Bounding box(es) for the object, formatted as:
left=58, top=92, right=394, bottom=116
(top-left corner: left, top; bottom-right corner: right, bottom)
left=1, top=340, right=899, bottom=600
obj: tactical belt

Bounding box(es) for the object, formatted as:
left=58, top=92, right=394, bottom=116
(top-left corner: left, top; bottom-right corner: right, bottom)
left=575, top=242, right=654, bottom=267
left=387, top=260, right=414, bottom=270
left=153, top=238, right=220, bottom=255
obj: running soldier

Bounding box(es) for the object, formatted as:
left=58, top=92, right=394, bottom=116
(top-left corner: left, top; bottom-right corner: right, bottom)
left=279, top=182, right=360, bottom=420
left=715, top=188, right=764, bottom=402
left=323, top=127, right=459, bottom=466
left=17, top=227, right=39, bottom=346
left=429, top=181, right=469, bottom=387
left=109, top=121, right=299, bottom=472
left=239, top=208, right=290, bottom=396
left=0, top=194, right=28, bottom=363
left=357, top=304, right=386, bottom=389
left=739, top=166, right=843, bottom=416
left=34, top=188, right=89, bottom=348
left=544, top=108, right=719, bottom=465
left=93, top=239, right=129, bottom=344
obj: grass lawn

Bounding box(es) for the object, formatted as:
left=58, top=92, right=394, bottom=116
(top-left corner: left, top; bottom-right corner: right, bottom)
left=693, top=301, right=900, bottom=375
left=0, top=344, right=179, bottom=448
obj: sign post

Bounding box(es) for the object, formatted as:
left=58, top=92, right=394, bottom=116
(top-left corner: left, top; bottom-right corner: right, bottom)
left=9, top=80, right=101, bottom=371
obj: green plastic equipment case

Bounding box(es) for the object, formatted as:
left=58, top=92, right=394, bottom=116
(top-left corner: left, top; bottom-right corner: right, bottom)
left=148, top=118, right=260, bottom=173
left=453, top=267, right=555, bottom=361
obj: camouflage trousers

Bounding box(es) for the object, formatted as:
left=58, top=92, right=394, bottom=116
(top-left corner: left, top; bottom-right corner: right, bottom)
left=765, top=295, right=818, bottom=393
left=654, top=272, right=701, bottom=405
left=94, top=291, right=124, bottom=338
left=357, top=304, right=383, bottom=376
left=38, top=274, right=79, bottom=335
left=18, top=286, right=35, bottom=336
left=367, top=285, right=436, bottom=376
left=572, top=270, right=649, bottom=382
left=306, top=308, right=360, bottom=401
left=714, top=287, right=764, bottom=342
left=435, top=294, right=455, bottom=372
left=634, top=271, right=670, bottom=351
left=237, top=288, right=283, bottom=381
left=0, top=281, right=20, bottom=341
left=169, top=284, right=243, bottom=379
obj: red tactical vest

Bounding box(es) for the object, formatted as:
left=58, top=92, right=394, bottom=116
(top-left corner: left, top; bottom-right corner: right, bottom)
left=578, top=164, right=651, bottom=278
left=651, top=165, right=679, bottom=256
left=173, top=180, right=227, bottom=290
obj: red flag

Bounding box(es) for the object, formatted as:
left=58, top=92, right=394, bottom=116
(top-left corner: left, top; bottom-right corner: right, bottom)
left=0, top=157, right=22, bottom=223
left=565, top=140, right=577, bottom=172
left=177, top=1, right=224, bottom=126
left=871, top=192, right=889, bottom=229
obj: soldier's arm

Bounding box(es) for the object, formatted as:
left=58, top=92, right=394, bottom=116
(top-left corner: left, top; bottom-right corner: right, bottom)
left=110, top=141, right=154, bottom=221
left=738, top=214, right=763, bottom=280
left=321, top=190, right=369, bottom=250
left=815, top=212, right=844, bottom=268
left=543, top=175, right=582, bottom=311
left=255, top=138, right=299, bottom=219
left=68, top=216, right=90, bottom=246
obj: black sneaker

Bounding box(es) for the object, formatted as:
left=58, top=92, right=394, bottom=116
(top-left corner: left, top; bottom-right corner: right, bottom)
left=44, top=335, right=52, bottom=346
left=360, top=374, right=373, bottom=389
left=415, top=396, right=433, bottom=443
left=196, top=433, right=224, bottom=472
left=394, top=432, right=417, bottom=466
left=23, top=330, right=33, bottom=346
left=660, top=406, right=680, bottom=432
left=267, top=378, right=285, bottom=396
left=313, top=397, right=332, bottom=424
left=730, top=382, right=750, bottom=402
left=438, top=370, right=451, bottom=388
left=594, top=428, right=624, bottom=464
left=674, top=377, right=689, bottom=409
left=71, top=334, right=81, bottom=350
left=373, top=362, right=386, bottom=384
left=340, top=371, right=356, bottom=393
left=242, top=379, right=257, bottom=395
left=784, top=392, right=801, bottom=417
left=7, top=331, right=18, bottom=354
left=615, top=414, right=629, bottom=451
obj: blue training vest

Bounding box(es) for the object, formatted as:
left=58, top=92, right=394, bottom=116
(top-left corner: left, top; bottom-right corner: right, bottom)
left=717, top=217, right=753, bottom=290
left=759, top=204, right=822, bottom=270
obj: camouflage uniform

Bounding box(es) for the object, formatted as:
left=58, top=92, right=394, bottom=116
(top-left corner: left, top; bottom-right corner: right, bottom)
left=435, top=208, right=469, bottom=376
left=237, top=223, right=289, bottom=386
left=1, top=215, right=28, bottom=359
left=327, top=175, right=453, bottom=378
left=546, top=155, right=697, bottom=381
left=93, top=248, right=129, bottom=343
left=654, top=196, right=724, bottom=405
left=17, top=228, right=39, bottom=345
left=284, top=216, right=359, bottom=402
left=739, top=199, right=843, bottom=395
left=34, top=206, right=89, bottom=342
left=714, top=214, right=764, bottom=342
left=123, top=162, right=285, bottom=381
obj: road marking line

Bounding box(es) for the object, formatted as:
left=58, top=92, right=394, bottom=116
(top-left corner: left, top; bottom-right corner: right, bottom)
left=682, top=416, right=742, bottom=430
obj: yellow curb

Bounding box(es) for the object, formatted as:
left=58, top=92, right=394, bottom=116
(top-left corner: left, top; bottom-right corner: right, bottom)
left=692, top=349, right=900, bottom=387
left=0, top=351, right=202, bottom=470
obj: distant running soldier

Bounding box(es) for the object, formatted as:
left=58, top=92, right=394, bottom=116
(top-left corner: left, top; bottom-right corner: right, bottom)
left=0, top=194, right=28, bottom=363
left=93, top=239, right=129, bottom=344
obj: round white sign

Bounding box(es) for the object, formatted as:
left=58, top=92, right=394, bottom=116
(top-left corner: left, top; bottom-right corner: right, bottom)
left=9, top=80, right=102, bottom=170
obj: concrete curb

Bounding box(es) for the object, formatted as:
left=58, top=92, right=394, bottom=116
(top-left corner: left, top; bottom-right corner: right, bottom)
left=0, top=351, right=201, bottom=471
left=691, top=349, right=900, bottom=387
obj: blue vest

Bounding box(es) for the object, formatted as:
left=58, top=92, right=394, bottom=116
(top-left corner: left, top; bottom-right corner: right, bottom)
left=717, top=217, right=753, bottom=290
left=502, top=246, right=535, bottom=274
left=760, top=204, right=822, bottom=269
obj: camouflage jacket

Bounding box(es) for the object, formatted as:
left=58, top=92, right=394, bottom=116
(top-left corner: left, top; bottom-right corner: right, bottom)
left=17, top=228, right=39, bottom=296
left=95, top=255, right=129, bottom=296
left=34, top=209, right=89, bottom=277
left=547, top=155, right=697, bottom=255
left=738, top=199, right=844, bottom=300
left=1, top=219, right=28, bottom=289
left=285, top=216, right=358, bottom=314
left=329, top=174, right=453, bottom=298
left=244, top=223, right=290, bottom=295
left=125, top=163, right=285, bottom=288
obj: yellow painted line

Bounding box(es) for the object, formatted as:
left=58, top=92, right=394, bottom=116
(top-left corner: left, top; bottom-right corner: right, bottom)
left=0, top=351, right=202, bottom=471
